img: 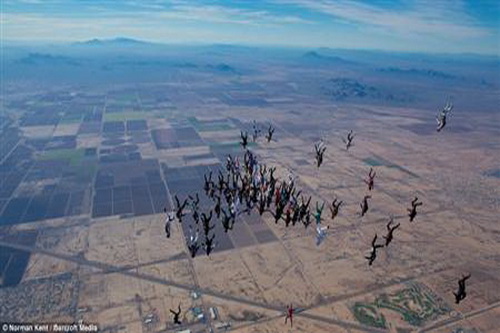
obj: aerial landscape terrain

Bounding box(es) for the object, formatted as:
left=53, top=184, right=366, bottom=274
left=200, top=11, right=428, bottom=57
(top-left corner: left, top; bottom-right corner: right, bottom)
left=1, top=1, right=499, bottom=333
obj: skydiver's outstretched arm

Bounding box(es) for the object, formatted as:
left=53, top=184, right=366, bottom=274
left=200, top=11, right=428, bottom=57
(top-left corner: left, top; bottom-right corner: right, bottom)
left=391, top=223, right=400, bottom=232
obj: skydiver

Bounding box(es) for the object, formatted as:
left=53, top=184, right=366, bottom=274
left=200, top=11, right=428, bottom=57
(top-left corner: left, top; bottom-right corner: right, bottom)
left=252, top=120, right=261, bottom=142
left=203, top=234, right=217, bottom=256
left=265, top=124, right=275, bottom=142
left=220, top=208, right=234, bottom=232
left=258, top=193, right=267, bottom=216
left=314, top=140, right=326, bottom=168
left=164, top=208, right=175, bottom=238
left=259, top=164, right=267, bottom=184
left=364, top=168, right=376, bottom=191
left=329, top=198, right=342, bottom=221
left=188, top=225, right=198, bottom=243
left=284, top=207, right=292, bottom=227
left=189, top=193, right=200, bottom=224
left=285, top=304, right=295, bottom=327
left=230, top=197, right=241, bottom=218
left=316, top=225, right=330, bottom=246
left=302, top=210, right=312, bottom=229
left=226, top=154, right=233, bottom=172
left=269, top=202, right=284, bottom=224
left=408, top=197, right=423, bottom=222
left=233, top=156, right=241, bottom=173
left=170, top=304, right=182, bottom=325
left=453, top=274, right=471, bottom=304
left=342, top=130, right=355, bottom=150
left=244, top=149, right=257, bottom=174
left=298, top=195, right=311, bottom=220
left=213, top=194, right=222, bottom=218
left=240, top=130, right=249, bottom=149
left=360, top=195, right=371, bottom=217
left=203, top=171, right=213, bottom=195
left=291, top=204, right=301, bottom=226
left=200, top=211, right=214, bottom=236
left=266, top=184, right=275, bottom=208
left=383, top=216, right=400, bottom=247
left=174, top=195, right=188, bottom=223
left=269, top=166, right=276, bottom=185
left=313, top=201, right=325, bottom=225
left=231, top=171, right=240, bottom=189
left=188, top=239, right=200, bottom=258
left=365, top=234, right=384, bottom=266
left=217, top=170, right=226, bottom=192
left=187, top=226, right=200, bottom=258
left=436, top=100, right=453, bottom=132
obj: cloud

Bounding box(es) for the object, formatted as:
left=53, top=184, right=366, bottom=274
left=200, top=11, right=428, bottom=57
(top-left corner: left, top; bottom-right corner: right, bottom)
left=1, top=1, right=313, bottom=42
left=277, top=0, right=491, bottom=39
left=156, top=4, right=313, bottom=26
left=1, top=0, right=497, bottom=54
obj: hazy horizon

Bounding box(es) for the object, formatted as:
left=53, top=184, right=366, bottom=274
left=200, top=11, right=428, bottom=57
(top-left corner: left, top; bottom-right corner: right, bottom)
left=2, top=0, right=499, bottom=55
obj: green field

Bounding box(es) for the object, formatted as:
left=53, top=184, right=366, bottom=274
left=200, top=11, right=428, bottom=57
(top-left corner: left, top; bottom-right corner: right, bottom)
left=197, top=124, right=233, bottom=132
left=188, top=116, right=234, bottom=132
left=209, top=141, right=257, bottom=152
left=38, top=149, right=97, bottom=181
left=59, top=113, right=83, bottom=124
left=352, top=303, right=387, bottom=329
left=39, top=148, right=88, bottom=166
left=352, top=283, right=450, bottom=328
left=103, top=111, right=150, bottom=122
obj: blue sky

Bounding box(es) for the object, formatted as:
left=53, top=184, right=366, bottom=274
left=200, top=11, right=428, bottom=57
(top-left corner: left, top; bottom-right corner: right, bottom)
left=2, top=0, right=499, bottom=55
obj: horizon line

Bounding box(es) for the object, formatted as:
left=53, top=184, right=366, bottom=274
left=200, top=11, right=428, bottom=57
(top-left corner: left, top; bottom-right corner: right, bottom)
left=2, top=37, right=499, bottom=58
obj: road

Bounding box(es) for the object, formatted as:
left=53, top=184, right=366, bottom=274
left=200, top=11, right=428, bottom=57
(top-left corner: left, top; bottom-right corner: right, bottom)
left=0, top=238, right=385, bottom=332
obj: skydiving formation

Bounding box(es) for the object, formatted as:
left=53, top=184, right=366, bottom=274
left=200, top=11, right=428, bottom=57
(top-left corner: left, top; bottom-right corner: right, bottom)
left=158, top=110, right=475, bottom=327
left=436, top=100, right=453, bottom=132
left=0, top=0, right=484, bottom=322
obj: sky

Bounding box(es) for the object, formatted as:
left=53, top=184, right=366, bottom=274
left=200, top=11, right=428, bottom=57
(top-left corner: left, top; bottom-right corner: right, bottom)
left=2, top=0, right=499, bottom=55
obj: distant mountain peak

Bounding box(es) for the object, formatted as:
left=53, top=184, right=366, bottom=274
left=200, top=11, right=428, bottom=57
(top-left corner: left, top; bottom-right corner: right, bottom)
left=303, top=51, right=322, bottom=58
left=76, top=37, right=149, bottom=46
left=302, top=50, right=355, bottom=64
